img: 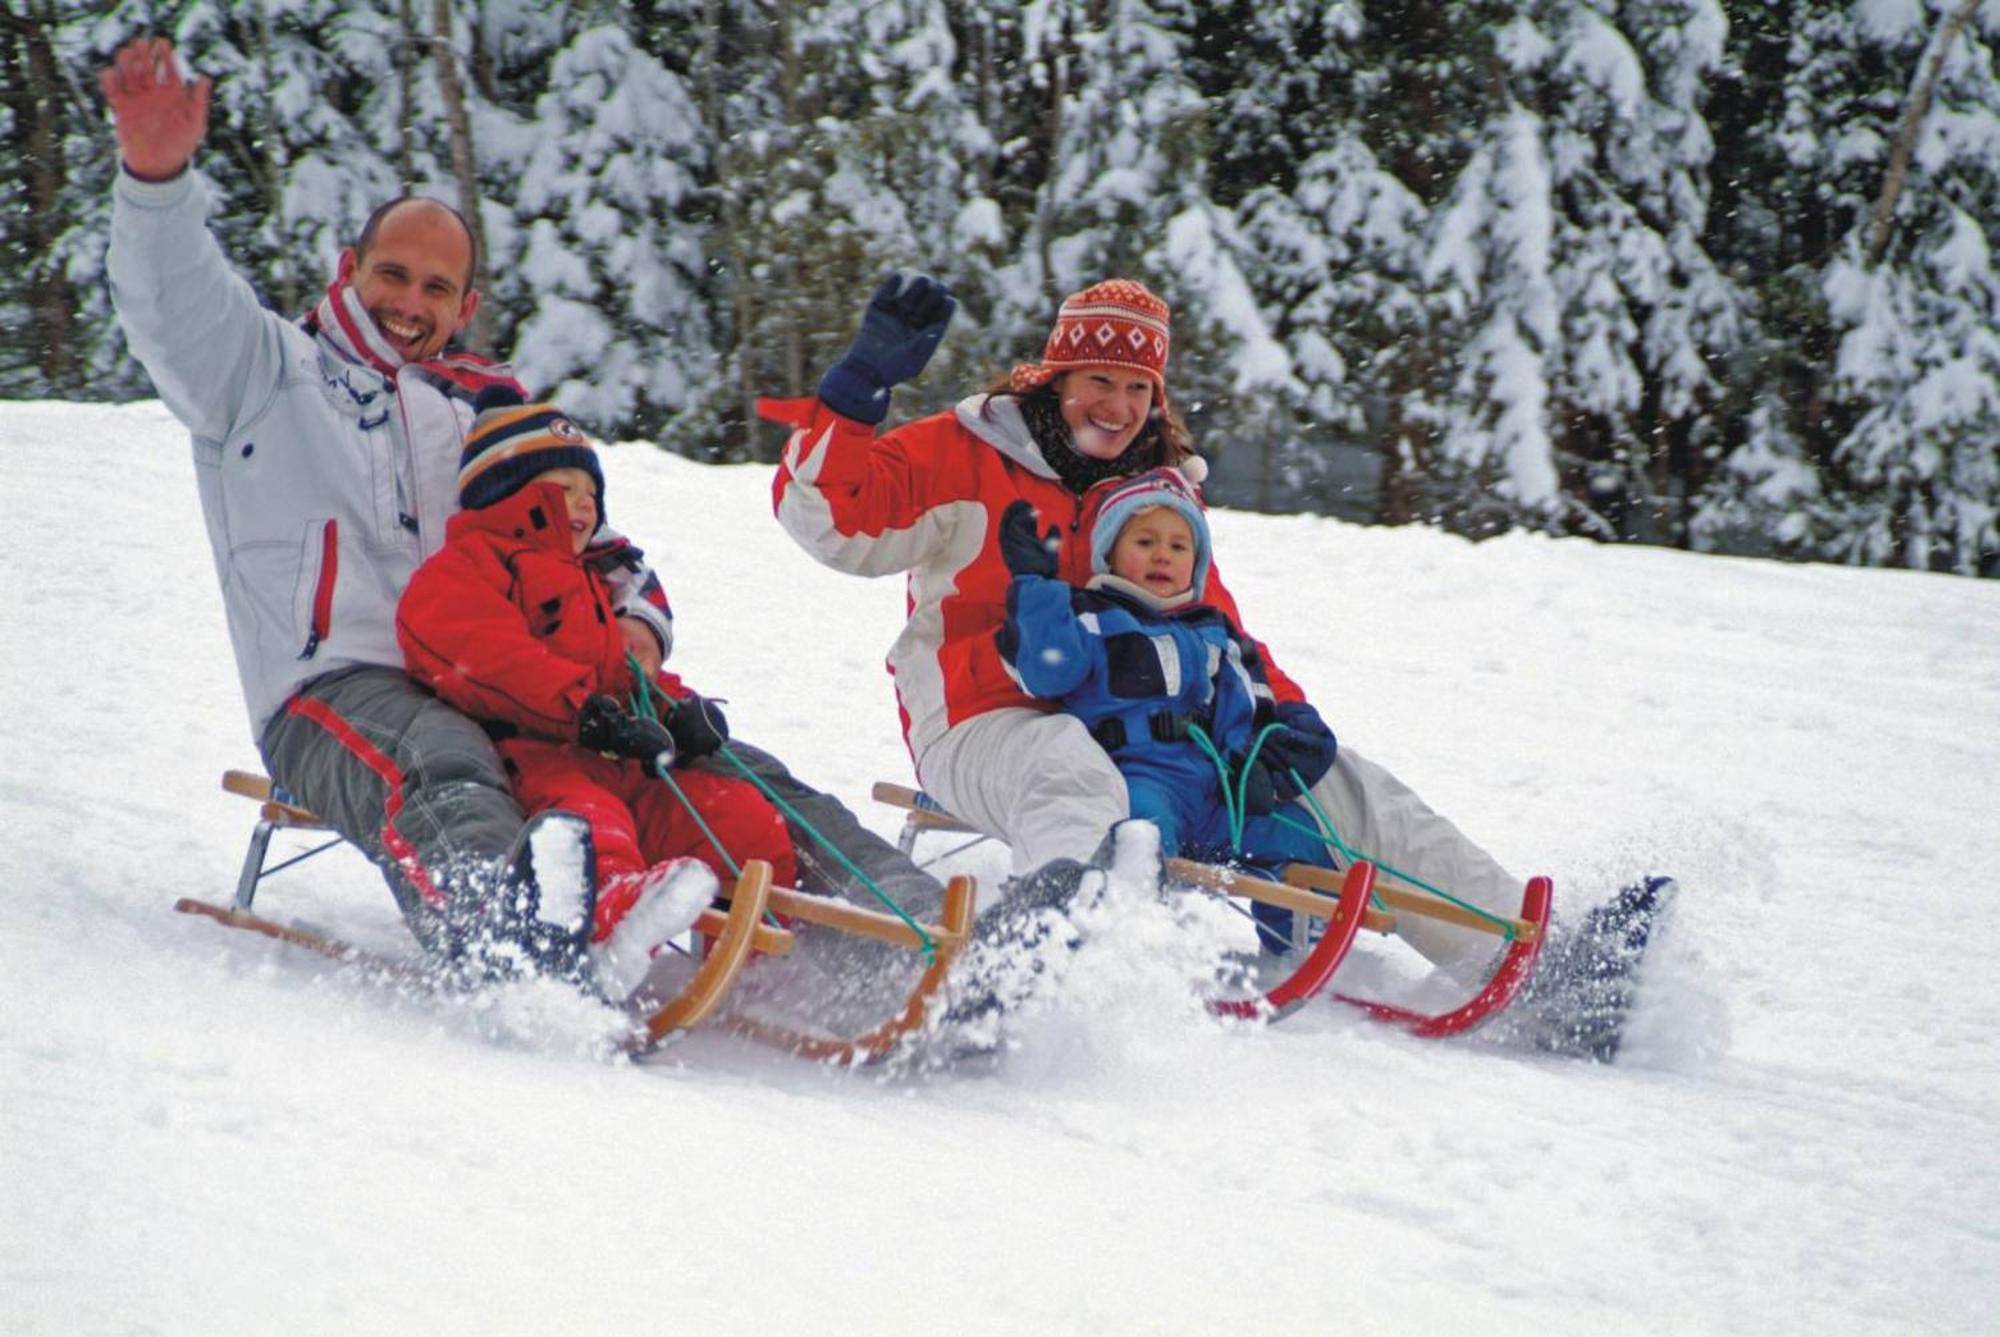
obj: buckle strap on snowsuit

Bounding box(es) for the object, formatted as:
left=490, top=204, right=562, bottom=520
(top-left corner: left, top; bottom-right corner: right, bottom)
left=1090, top=708, right=1202, bottom=754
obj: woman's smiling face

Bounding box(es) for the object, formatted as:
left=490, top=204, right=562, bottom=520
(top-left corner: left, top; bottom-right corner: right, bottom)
left=1057, top=369, right=1155, bottom=459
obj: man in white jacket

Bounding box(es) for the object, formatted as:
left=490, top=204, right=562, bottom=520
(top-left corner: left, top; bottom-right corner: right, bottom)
left=101, top=37, right=941, bottom=980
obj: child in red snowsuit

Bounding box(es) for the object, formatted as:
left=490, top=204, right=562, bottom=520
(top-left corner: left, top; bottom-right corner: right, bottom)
left=396, top=393, right=796, bottom=995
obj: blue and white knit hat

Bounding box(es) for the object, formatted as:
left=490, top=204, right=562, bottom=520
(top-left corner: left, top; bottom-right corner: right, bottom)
left=457, top=385, right=603, bottom=513
left=1088, top=466, right=1212, bottom=597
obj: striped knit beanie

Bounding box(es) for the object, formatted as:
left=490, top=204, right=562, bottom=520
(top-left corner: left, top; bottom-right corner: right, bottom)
left=457, top=387, right=603, bottom=514
left=1088, top=466, right=1212, bottom=598
left=1010, top=279, right=1172, bottom=403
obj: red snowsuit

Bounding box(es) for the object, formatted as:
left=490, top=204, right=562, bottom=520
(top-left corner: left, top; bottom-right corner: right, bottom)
left=395, top=481, right=795, bottom=936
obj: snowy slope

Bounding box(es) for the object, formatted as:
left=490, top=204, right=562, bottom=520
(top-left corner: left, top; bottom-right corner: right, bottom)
left=3, top=399, right=1996, bottom=1335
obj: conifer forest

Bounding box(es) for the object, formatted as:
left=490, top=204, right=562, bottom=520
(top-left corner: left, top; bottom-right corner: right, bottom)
left=5, top=2, right=1997, bottom=575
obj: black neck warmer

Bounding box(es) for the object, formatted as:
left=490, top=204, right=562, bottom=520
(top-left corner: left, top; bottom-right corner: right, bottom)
left=1019, top=389, right=1160, bottom=495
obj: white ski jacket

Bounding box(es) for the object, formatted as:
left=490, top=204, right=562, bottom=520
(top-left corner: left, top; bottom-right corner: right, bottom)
left=108, top=169, right=668, bottom=741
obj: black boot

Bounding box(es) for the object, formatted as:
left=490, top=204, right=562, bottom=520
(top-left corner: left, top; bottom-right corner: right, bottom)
left=1511, top=875, right=1677, bottom=1062
left=932, top=856, right=1101, bottom=1052
left=449, top=811, right=600, bottom=985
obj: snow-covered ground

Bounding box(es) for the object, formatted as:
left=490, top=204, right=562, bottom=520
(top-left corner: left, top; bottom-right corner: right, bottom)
left=3, top=398, right=1996, bottom=1335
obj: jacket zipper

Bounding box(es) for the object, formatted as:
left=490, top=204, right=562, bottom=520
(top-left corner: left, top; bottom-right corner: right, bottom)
left=299, top=519, right=339, bottom=659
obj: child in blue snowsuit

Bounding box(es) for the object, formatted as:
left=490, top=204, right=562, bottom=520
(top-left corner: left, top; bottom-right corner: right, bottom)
left=995, top=467, right=1341, bottom=952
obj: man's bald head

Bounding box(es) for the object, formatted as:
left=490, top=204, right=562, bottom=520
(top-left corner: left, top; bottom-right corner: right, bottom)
left=354, top=196, right=479, bottom=291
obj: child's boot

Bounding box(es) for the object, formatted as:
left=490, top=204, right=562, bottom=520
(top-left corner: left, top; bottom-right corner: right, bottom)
left=589, top=858, right=718, bottom=999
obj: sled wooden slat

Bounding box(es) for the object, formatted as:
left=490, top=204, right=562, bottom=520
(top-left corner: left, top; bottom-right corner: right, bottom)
left=763, top=885, right=968, bottom=951
left=721, top=874, right=979, bottom=1065
left=870, top=782, right=980, bottom=834
left=690, top=906, right=796, bottom=958
left=1163, top=857, right=1398, bottom=934
left=220, top=769, right=796, bottom=960
left=636, top=861, right=778, bottom=1044
left=222, top=768, right=327, bottom=828
left=1283, top=864, right=1541, bottom=942
left=174, top=896, right=433, bottom=987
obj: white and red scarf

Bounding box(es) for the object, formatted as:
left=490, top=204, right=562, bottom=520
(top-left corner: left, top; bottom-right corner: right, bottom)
left=304, top=277, right=524, bottom=401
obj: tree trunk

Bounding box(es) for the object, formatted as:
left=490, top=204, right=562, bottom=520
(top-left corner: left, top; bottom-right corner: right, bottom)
left=778, top=0, right=803, bottom=402
left=254, top=3, right=297, bottom=314
left=6, top=5, right=75, bottom=389
left=431, top=0, right=496, bottom=350
left=1867, top=0, right=1981, bottom=264
left=698, top=0, right=755, bottom=456
left=395, top=0, right=417, bottom=190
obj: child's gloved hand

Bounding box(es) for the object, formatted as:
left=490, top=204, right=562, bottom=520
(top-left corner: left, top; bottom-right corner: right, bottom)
left=1259, top=701, right=1338, bottom=799
left=997, top=499, right=1060, bottom=580
left=1232, top=752, right=1277, bottom=816
left=665, top=693, right=729, bottom=759
left=817, top=273, right=956, bottom=425
left=578, top=694, right=677, bottom=772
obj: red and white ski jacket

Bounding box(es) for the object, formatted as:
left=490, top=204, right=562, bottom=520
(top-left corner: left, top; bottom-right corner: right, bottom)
left=769, top=393, right=1302, bottom=763
left=395, top=481, right=691, bottom=740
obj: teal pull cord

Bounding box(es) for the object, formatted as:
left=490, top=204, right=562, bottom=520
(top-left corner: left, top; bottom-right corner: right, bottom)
left=712, top=744, right=938, bottom=964
left=1191, top=719, right=1396, bottom=917
left=623, top=654, right=787, bottom=926
left=649, top=765, right=742, bottom=878
left=1187, top=719, right=1287, bottom=853
left=1269, top=778, right=1514, bottom=939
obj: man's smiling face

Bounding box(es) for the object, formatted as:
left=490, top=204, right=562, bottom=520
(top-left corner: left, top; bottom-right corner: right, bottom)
left=343, top=200, right=478, bottom=362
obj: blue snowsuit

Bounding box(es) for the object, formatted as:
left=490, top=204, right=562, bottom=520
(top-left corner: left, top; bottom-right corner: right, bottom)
left=999, top=572, right=1333, bottom=947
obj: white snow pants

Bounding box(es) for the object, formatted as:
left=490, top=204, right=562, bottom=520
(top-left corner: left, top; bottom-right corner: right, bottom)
left=916, top=706, right=1523, bottom=981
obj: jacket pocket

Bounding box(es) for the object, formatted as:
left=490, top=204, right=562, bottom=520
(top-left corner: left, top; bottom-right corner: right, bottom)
left=295, top=518, right=339, bottom=660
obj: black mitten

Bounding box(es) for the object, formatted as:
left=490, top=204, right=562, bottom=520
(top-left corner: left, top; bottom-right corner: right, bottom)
left=665, top=693, right=729, bottom=759
left=997, top=499, right=1060, bottom=580
left=577, top=694, right=678, bottom=771
left=1234, top=753, right=1277, bottom=817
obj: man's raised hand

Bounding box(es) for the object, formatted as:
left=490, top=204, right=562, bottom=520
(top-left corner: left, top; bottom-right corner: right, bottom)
left=100, top=37, right=211, bottom=182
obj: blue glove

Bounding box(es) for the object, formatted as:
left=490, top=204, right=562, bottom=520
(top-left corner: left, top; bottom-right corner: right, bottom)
left=1259, top=701, right=1338, bottom=800
left=997, top=499, right=1060, bottom=580
left=817, top=273, right=957, bottom=425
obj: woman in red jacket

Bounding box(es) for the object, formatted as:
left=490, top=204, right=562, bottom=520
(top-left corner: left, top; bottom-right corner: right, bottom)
left=769, top=276, right=1528, bottom=985
left=398, top=394, right=796, bottom=997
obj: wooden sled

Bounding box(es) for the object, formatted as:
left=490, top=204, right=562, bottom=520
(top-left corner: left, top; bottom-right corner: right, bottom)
left=182, top=770, right=969, bottom=1058
left=716, top=875, right=977, bottom=1065
left=872, top=781, right=1552, bottom=1037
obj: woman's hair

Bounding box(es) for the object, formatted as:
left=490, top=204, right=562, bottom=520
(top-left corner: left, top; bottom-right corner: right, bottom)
left=978, top=373, right=1194, bottom=467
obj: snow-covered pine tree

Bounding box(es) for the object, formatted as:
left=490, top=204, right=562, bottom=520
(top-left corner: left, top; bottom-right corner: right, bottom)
left=169, top=1, right=399, bottom=318
left=496, top=22, right=715, bottom=444
left=0, top=2, right=104, bottom=397
left=774, top=0, right=995, bottom=426
left=1186, top=1, right=1428, bottom=516
left=1413, top=0, right=1752, bottom=542
left=1418, top=12, right=1565, bottom=536
left=1001, top=0, right=1262, bottom=458
left=1815, top=3, right=2000, bottom=575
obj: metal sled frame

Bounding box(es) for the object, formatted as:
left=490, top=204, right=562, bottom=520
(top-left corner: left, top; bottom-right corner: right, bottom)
left=872, top=781, right=1551, bottom=1036
left=178, top=769, right=793, bottom=1045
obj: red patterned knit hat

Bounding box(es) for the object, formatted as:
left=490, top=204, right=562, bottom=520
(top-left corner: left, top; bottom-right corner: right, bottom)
left=1010, top=279, right=1172, bottom=400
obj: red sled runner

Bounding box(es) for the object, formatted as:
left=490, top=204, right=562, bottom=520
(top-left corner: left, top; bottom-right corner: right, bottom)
left=872, top=782, right=1552, bottom=1036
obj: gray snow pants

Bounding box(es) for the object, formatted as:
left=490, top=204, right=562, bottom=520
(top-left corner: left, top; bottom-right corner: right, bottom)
left=259, top=667, right=523, bottom=951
